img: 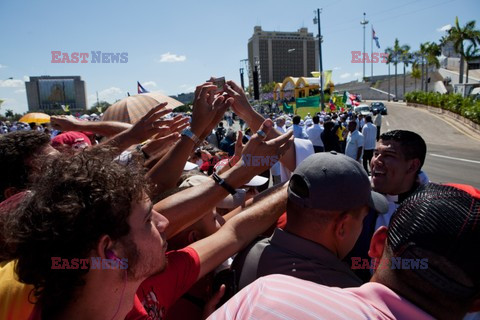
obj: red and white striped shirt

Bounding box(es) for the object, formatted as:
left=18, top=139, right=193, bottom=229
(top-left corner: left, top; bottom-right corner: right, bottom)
left=208, top=274, right=434, bottom=320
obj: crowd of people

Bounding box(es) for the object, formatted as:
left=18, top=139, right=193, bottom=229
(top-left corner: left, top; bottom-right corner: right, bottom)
left=0, top=80, right=479, bottom=320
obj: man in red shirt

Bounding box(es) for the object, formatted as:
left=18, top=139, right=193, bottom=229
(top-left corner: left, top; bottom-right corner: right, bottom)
left=1, top=115, right=291, bottom=320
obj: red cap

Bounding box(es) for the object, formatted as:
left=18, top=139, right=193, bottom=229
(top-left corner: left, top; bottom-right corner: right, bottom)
left=51, top=131, right=92, bottom=150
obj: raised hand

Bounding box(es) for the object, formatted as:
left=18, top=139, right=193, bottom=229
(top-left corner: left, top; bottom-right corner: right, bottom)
left=224, top=81, right=255, bottom=123
left=50, top=115, right=81, bottom=132
left=125, top=102, right=171, bottom=143
left=142, top=132, right=181, bottom=158
left=236, top=119, right=293, bottom=176
left=190, top=83, right=217, bottom=138
left=199, top=94, right=234, bottom=140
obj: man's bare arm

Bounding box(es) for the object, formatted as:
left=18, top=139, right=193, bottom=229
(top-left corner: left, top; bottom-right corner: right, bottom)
left=157, top=120, right=292, bottom=239
left=50, top=115, right=132, bottom=137
left=189, top=182, right=288, bottom=280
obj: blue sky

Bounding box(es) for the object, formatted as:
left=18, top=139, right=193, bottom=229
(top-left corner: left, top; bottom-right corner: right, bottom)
left=0, top=0, right=478, bottom=114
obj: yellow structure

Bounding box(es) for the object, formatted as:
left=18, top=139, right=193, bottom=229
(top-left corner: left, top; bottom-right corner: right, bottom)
left=273, top=71, right=334, bottom=101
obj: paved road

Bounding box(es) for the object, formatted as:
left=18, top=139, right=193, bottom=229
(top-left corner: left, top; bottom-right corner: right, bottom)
left=379, top=102, right=480, bottom=188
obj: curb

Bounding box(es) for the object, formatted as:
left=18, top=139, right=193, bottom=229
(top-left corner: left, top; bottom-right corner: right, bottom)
left=406, top=103, right=480, bottom=141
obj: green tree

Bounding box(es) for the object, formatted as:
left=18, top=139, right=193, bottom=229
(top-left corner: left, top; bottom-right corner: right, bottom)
left=418, top=42, right=429, bottom=91
left=446, top=17, right=480, bottom=84
left=261, top=82, right=276, bottom=94
left=400, top=44, right=411, bottom=99
left=464, top=43, right=480, bottom=84
left=424, top=42, right=441, bottom=92
left=5, top=109, right=14, bottom=118
left=384, top=47, right=393, bottom=101
left=411, top=66, right=421, bottom=91
left=90, top=101, right=111, bottom=114
left=385, top=39, right=409, bottom=100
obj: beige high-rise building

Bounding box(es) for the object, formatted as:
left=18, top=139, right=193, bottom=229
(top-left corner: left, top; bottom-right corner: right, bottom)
left=248, top=26, right=318, bottom=88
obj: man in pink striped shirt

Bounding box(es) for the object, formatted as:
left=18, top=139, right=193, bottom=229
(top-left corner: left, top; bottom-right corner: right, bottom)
left=209, top=183, right=480, bottom=320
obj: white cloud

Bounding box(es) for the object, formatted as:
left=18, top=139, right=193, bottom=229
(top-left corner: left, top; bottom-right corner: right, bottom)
left=0, top=79, right=24, bottom=88
left=354, top=72, right=362, bottom=77
left=156, top=52, right=186, bottom=63
left=437, top=24, right=452, bottom=32
left=142, top=81, right=157, bottom=88
left=0, top=64, right=7, bottom=69
left=333, top=67, right=341, bottom=70
left=14, top=89, right=26, bottom=94
left=179, top=84, right=195, bottom=92
left=340, top=73, right=351, bottom=79
left=96, top=87, right=123, bottom=101
left=23, top=75, right=29, bottom=82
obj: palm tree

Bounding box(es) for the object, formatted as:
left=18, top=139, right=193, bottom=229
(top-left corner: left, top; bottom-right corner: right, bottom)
left=411, top=66, right=421, bottom=91
left=386, top=39, right=409, bottom=100
left=384, top=47, right=394, bottom=101
left=424, top=42, right=441, bottom=92
left=400, top=45, right=411, bottom=99
left=446, top=17, right=480, bottom=83
left=418, top=42, right=429, bottom=91
left=464, top=43, right=480, bottom=84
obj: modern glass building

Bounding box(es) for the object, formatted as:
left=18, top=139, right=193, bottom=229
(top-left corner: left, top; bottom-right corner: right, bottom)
left=25, top=76, right=87, bottom=111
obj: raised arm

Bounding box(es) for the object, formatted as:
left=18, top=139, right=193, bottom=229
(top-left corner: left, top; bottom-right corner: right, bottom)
left=189, top=181, right=288, bottom=280
left=146, top=83, right=233, bottom=194
left=50, top=115, right=132, bottom=137
left=156, top=119, right=293, bottom=239
left=224, top=81, right=297, bottom=172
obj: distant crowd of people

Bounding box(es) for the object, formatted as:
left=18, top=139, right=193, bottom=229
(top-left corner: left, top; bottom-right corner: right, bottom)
left=0, top=80, right=479, bottom=320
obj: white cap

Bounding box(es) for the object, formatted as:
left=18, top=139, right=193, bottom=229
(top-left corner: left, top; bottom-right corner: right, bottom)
left=183, top=161, right=199, bottom=171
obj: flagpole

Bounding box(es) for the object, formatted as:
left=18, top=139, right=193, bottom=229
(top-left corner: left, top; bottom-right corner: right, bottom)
left=360, top=13, right=369, bottom=82
left=371, top=25, right=373, bottom=79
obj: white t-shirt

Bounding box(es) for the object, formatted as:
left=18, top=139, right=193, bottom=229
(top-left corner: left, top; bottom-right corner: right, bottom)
left=306, top=124, right=324, bottom=147
left=374, top=113, right=382, bottom=127
left=345, top=130, right=364, bottom=161
left=362, top=122, right=377, bottom=150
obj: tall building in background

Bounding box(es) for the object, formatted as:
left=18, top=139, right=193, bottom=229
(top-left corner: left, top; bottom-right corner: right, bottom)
left=25, top=76, right=87, bottom=111
left=248, top=26, right=318, bottom=89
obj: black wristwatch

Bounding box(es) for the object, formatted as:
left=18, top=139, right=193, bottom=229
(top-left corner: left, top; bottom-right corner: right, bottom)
left=212, top=173, right=237, bottom=195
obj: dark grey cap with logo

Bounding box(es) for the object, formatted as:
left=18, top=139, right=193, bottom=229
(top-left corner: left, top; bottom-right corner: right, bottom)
left=288, top=151, right=388, bottom=213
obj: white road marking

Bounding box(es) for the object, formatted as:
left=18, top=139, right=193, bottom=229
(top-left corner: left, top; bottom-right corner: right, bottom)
left=385, top=119, right=390, bottom=126
left=429, top=153, right=480, bottom=164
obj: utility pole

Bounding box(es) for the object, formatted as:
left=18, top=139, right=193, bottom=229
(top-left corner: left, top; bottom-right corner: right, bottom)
left=314, top=8, right=324, bottom=109
left=360, top=13, right=369, bottom=81
left=239, top=59, right=248, bottom=90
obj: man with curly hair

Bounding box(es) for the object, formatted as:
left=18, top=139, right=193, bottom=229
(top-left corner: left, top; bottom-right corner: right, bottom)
left=1, top=115, right=292, bottom=320
left=0, top=130, right=58, bottom=202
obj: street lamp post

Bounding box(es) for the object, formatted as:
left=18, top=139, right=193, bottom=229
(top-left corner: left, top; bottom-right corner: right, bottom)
left=239, top=59, right=248, bottom=90
left=314, top=8, right=324, bottom=109
left=360, top=13, right=369, bottom=81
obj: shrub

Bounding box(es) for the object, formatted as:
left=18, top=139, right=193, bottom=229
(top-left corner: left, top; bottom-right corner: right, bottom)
left=405, top=91, right=479, bottom=124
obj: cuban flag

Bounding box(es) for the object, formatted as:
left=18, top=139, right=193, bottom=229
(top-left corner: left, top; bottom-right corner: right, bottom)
left=372, top=28, right=380, bottom=49
left=137, top=81, right=149, bottom=94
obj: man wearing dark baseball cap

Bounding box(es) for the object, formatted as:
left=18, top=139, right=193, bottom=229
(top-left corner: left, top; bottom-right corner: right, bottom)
left=231, top=151, right=388, bottom=291
left=210, top=182, right=480, bottom=319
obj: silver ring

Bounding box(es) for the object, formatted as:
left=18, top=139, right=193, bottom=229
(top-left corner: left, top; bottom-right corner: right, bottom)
left=256, top=130, right=266, bottom=138
left=151, top=122, right=156, bottom=129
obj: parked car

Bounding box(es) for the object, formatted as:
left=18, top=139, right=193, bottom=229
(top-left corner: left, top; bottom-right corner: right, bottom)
left=354, top=105, right=373, bottom=117
left=370, top=102, right=388, bottom=115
